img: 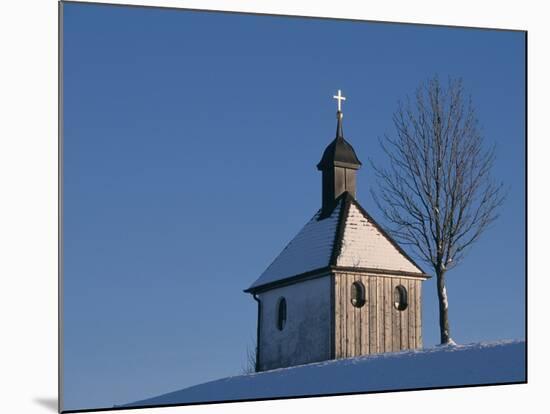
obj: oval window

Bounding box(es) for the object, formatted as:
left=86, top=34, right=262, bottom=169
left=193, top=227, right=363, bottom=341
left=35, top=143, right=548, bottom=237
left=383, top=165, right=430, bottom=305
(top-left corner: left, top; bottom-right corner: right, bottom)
left=394, top=285, right=408, bottom=311
left=350, top=281, right=366, bottom=308
left=277, top=297, right=287, bottom=330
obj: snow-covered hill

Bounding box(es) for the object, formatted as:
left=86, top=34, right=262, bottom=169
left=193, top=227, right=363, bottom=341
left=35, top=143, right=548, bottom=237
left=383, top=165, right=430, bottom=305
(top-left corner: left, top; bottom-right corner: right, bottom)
left=126, top=340, right=525, bottom=408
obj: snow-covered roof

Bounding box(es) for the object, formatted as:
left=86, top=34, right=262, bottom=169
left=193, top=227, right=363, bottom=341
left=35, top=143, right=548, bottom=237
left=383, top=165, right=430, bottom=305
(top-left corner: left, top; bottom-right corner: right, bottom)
left=337, top=202, right=422, bottom=272
left=246, top=192, right=427, bottom=292
left=247, top=197, right=343, bottom=291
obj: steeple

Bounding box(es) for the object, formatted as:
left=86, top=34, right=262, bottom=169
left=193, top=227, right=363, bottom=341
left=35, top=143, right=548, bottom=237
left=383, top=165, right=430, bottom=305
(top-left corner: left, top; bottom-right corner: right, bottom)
left=317, top=90, right=362, bottom=218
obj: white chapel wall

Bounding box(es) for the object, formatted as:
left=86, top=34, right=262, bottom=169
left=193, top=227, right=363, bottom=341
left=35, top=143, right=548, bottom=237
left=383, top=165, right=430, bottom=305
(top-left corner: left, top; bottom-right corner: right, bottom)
left=258, top=275, right=331, bottom=371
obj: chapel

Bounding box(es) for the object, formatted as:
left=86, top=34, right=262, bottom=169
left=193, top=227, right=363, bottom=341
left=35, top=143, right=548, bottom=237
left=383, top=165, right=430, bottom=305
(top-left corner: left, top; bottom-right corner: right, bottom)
left=245, top=91, right=430, bottom=372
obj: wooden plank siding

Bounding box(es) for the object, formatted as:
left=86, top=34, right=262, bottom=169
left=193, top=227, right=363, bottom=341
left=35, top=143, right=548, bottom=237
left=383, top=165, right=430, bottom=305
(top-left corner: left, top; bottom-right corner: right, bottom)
left=407, top=280, right=416, bottom=349
left=349, top=274, right=355, bottom=357
left=340, top=273, right=346, bottom=357
left=416, top=279, right=422, bottom=348
left=391, top=277, right=399, bottom=351
left=384, top=277, right=392, bottom=352
left=333, top=271, right=423, bottom=358
left=377, top=279, right=384, bottom=353
left=361, top=276, right=369, bottom=355
left=350, top=275, right=356, bottom=355
left=334, top=275, right=341, bottom=358
left=368, top=276, right=377, bottom=353
left=400, top=279, right=407, bottom=350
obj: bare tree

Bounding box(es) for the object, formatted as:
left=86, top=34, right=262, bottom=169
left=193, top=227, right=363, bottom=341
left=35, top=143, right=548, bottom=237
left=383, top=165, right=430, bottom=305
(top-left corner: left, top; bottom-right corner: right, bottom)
left=241, top=339, right=257, bottom=374
left=371, top=76, right=505, bottom=345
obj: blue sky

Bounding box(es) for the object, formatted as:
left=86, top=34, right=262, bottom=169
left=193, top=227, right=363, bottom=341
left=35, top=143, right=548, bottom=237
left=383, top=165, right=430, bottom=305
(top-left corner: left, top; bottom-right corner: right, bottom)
left=62, top=2, right=525, bottom=411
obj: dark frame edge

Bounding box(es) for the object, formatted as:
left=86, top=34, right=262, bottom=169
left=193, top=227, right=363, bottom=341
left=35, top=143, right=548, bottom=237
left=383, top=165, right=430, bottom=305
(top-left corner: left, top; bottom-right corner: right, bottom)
left=524, top=30, right=529, bottom=383
left=58, top=1, right=64, bottom=413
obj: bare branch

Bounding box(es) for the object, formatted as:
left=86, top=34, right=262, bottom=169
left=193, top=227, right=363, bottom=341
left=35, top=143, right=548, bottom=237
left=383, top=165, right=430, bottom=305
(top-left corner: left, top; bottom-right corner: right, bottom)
left=372, top=76, right=505, bottom=273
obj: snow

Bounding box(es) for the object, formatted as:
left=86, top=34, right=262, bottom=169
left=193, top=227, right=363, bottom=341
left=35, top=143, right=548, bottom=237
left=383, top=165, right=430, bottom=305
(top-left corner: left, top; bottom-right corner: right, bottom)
left=247, top=199, right=342, bottom=290
left=125, top=340, right=525, bottom=408
left=337, top=203, right=422, bottom=273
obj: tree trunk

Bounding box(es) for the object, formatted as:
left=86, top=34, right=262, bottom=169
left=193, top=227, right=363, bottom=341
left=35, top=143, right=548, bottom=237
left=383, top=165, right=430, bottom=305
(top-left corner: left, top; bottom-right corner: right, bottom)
left=436, top=269, right=452, bottom=344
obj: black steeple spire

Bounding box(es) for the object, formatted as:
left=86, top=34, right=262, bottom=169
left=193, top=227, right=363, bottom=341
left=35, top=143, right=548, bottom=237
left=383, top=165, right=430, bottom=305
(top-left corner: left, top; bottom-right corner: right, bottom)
left=317, top=91, right=362, bottom=218
left=336, top=109, right=344, bottom=138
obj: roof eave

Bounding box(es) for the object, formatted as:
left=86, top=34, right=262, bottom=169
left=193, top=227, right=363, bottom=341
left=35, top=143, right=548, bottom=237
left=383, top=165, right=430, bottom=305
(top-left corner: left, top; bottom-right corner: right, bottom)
left=244, top=265, right=430, bottom=294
